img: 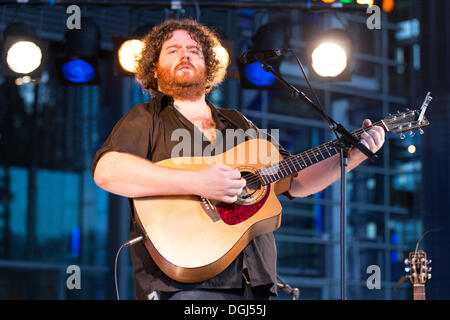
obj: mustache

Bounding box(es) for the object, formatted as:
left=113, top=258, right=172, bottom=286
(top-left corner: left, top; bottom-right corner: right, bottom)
left=175, top=62, right=196, bottom=71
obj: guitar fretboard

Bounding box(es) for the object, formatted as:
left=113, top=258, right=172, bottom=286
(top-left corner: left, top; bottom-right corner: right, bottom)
left=257, top=121, right=386, bottom=185
left=413, top=284, right=426, bottom=300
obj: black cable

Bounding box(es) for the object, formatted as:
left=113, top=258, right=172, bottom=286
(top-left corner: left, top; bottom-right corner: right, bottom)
left=288, top=48, right=341, bottom=141
left=114, top=236, right=144, bottom=300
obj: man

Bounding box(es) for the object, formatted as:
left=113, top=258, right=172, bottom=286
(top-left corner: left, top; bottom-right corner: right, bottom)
left=92, top=19, right=385, bottom=300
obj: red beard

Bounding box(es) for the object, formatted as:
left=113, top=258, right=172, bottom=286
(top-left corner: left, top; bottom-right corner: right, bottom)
left=156, top=62, right=207, bottom=100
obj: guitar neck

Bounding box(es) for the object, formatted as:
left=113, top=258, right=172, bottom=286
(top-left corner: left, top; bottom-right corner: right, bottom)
left=413, top=284, right=426, bottom=300
left=257, top=120, right=387, bottom=185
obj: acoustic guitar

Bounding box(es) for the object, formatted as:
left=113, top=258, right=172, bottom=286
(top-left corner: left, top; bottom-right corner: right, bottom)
left=133, top=93, right=432, bottom=283
left=404, top=250, right=431, bottom=300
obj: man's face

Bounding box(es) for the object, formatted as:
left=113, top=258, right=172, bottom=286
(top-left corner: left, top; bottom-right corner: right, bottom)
left=156, top=29, right=207, bottom=99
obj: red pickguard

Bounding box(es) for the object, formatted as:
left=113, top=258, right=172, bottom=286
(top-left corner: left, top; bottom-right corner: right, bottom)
left=216, top=185, right=271, bottom=225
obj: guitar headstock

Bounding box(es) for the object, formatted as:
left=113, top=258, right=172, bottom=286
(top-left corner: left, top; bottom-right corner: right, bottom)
left=382, top=92, right=432, bottom=139
left=404, top=250, right=431, bottom=285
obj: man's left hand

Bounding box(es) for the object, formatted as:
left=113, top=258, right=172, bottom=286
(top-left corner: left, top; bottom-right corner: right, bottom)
left=350, top=119, right=385, bottom=163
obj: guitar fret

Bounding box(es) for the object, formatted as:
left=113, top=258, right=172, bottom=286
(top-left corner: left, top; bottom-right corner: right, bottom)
left=305, top=152, right=313, bottom=166
left=326, top=144, right=333, bottom=157
left=294, top=155, right=304, bottom=171
left=299, top=153, right=308, bottom=168
left=311, top=149, right=319, bottom=163
left=316, top=148, right=325, bottom=161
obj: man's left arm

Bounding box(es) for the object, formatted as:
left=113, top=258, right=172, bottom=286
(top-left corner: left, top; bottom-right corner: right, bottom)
left=288, top=119, right=385, bottom=198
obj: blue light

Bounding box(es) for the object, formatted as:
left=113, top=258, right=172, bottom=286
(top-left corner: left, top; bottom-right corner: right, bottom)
left=391, top=232, right=399, bottom=262
left=72, top=226, right=80, bottom=258
left=62, top=59, right=95, bottom=83
left=243, top=62, right=276, bottom=87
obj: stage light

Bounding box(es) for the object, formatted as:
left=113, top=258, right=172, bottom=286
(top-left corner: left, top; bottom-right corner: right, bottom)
left=61, top=17, right=100, bottom=84
left=356, top=0, right=374, bottom=5
left=1, top=22, right=48, bottom=81
left=214, top=44, right=230, bottom=71
left=243, top=62, right=276, bottom=87
left=213, top=43, right=230, bottom=83
left=382, top=0, right=395, bottom=12
left=238, top=22, right=287, bottom=90
left=6, top=41, right=42, bottom=74
left=308, top=28, right=353, bottom=81
left=113, top=23, right=154, bottom=77
left=312, top=43, right=347, bottom=77
left=117, top=39, right=145, bottom=73
left=408, top=145, right=416, bottom=154
left=62, top=59, right=96, bottom=83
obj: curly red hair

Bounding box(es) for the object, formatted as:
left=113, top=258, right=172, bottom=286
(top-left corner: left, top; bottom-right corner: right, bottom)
left=135, top=19, right=227, bottom=97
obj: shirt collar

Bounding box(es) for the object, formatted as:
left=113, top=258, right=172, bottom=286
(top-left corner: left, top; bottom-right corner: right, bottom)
left=152, top=91, right=227, bottom=130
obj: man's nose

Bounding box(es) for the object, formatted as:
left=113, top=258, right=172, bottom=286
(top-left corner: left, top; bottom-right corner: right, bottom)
left=180, top=48, right=192, bottom=61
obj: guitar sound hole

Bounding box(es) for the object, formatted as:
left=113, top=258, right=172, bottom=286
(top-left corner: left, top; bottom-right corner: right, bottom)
left=240, top=171, right=261, bottom=200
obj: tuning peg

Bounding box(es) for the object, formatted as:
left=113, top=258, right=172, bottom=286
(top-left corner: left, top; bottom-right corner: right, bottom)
left=405, top=267, right=410, bottom=272
left=400, top=133, right=406, bottom=140
left=427, top=259, right=432, bottom=264
left=409, top=131, right=415, bottom=137
left=406, top=108, right=410, bottom=111
left=404, top=258, right=410, bottom=265
left=419, top=128, right=424, bottom=135
left=428, top=267, right=432, bottom=272
left=428, top=274, right=432, bottom=280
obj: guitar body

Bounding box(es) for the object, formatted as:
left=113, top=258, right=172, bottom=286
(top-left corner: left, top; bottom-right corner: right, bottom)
left=133, top=139, right=291, bottom=283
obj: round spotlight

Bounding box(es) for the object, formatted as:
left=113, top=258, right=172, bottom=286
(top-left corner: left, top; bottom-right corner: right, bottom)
left=312, top=42, right=348, bottom=77
left=62, top=59, right=96, bottom=83
left=213, top=44, right=229, bottom=83
left=6, top=41, right=43, bottom=74
left=308, top=28, right=353, bottom=81
left=62, top=17, right=100, bottom=84
left=243, top=62, right=276, bottom=87
left=118, top=39, right=144, bottom=73
left=2, top=22, right=47, bottom=79
left=213, top=44, right=229, bottom=70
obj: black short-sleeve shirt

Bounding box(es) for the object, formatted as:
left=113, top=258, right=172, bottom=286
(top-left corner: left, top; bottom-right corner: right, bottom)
left=91, top=91, right=294, bottom=299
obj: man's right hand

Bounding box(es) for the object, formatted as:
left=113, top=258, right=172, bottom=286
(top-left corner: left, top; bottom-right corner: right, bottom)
left=193, top=164, right=246, bottom=203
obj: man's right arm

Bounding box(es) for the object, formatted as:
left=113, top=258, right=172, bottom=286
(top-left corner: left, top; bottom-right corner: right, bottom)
left=93, top=151, right=246, bottom=203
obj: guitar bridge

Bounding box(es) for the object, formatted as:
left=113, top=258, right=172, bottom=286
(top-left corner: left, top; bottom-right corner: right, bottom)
left=200, top=197, right=221, bottom=222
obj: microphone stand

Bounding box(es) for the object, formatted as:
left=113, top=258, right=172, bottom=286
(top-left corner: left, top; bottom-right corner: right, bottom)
left=259, top=61, right=376, bottom=300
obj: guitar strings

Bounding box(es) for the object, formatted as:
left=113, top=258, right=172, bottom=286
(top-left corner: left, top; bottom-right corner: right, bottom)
left=243, top=125, right=372, bottom=186
left=242, top=121, right=385, bottom=186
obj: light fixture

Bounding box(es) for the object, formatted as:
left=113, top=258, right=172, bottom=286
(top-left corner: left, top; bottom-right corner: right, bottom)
left=60, top=17, right=100, bottom=84
left=238, top=22, right=287, bottom=90
left=113, top=35, right=145, bottom=76
left=118, top=39, right=145, bottom=73
left=308, top=28, right=353, bottom=81
left=113, top=24, right=154, bottom=77
left=1, top=22, right=48, bottom=81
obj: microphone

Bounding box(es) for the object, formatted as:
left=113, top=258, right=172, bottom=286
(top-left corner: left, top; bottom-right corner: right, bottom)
left=239, top=48, right=289, bottom=64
